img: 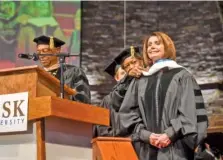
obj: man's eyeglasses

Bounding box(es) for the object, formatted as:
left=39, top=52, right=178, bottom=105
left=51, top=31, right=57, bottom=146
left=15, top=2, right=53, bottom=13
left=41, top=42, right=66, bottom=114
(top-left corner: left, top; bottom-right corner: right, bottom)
left=36, top=48, right=52, bottom=54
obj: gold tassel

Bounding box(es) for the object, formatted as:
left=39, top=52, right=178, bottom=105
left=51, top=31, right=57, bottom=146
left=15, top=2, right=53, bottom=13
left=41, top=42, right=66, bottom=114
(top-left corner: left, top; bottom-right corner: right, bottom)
left=130, top=46, right=135, bottom=58
left=49, top=36, right=54, bottom=49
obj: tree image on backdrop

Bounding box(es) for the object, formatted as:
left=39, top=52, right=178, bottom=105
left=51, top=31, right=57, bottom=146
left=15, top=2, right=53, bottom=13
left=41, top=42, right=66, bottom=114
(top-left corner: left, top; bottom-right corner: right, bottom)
left=0, top=1, right=81, bottom=69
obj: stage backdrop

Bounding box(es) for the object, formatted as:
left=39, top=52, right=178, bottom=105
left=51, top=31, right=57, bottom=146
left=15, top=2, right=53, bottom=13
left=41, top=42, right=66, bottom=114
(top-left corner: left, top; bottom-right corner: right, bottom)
left=0, top=1, right=81, bottom=69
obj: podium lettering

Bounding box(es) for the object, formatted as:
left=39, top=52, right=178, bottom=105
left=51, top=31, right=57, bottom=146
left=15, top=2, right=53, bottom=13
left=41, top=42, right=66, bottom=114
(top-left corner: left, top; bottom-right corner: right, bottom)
left=13, top=100, right=25, bottom=117
left=2, top=100, right=25, bottom=118
left=2, top=101, right=10, bottom=118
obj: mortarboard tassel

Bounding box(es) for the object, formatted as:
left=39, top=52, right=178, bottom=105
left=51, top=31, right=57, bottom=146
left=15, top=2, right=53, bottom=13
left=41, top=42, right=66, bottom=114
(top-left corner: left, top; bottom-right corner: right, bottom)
left=130, top=46, right=135, bottom=58
left=49, top=36, right=54, bottom=49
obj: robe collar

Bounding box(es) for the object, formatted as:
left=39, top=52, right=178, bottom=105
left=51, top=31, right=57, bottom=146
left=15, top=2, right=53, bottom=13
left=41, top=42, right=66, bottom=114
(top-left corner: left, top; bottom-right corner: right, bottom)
left=142, top=59, right=189, bottom=76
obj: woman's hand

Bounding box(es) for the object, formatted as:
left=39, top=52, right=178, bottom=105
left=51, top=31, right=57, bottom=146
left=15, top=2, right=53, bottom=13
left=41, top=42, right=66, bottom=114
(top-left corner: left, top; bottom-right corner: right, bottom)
left=149, top=133, right=171, bottom=148
left=149, top=133, right=161, bottom=148
left=156, top=133, right=171, bottom=148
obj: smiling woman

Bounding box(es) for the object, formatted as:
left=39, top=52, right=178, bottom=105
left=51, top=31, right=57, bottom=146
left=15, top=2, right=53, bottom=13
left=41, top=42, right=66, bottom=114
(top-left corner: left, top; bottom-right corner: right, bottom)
left=146, top=35, right=165, bottom=63
left=118, top=32, right=208, bottom=160
left=143, top=32, right=176, bottom=66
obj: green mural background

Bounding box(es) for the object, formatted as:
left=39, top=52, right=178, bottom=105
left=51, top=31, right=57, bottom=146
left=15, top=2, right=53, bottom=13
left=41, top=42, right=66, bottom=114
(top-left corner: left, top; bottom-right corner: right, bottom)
left=0, top=1, right=81, bottom=69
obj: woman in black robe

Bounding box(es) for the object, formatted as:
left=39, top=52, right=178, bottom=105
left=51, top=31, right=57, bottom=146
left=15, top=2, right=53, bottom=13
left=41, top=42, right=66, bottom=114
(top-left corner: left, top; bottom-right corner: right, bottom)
left=118, top=32, right=208, bottom=160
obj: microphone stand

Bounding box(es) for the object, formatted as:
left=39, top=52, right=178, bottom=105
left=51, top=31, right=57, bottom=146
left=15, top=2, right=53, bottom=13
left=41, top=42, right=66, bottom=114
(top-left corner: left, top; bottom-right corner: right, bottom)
left=37, top=53, right=70, bottom=99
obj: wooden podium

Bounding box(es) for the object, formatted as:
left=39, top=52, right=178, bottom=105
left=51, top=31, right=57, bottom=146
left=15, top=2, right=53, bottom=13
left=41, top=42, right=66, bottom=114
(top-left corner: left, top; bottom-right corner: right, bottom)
left=0, top=66, right=109, bottom=160
left=92, top=137, right=138, bottom=160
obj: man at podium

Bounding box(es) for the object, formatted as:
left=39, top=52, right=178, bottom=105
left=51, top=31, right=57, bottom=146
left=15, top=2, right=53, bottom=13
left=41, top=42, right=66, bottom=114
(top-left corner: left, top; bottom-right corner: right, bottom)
left=33, top=35, right=91, bottom=104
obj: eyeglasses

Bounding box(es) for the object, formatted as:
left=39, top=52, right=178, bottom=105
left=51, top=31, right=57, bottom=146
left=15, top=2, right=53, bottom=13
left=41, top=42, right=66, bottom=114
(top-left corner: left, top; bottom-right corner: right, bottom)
left=36, top=48, right=52, bottom=54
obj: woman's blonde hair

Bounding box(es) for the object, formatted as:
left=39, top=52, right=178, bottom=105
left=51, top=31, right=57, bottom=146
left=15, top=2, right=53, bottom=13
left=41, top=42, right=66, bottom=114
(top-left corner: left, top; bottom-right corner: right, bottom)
left=143, top=32, right=176, bottom=67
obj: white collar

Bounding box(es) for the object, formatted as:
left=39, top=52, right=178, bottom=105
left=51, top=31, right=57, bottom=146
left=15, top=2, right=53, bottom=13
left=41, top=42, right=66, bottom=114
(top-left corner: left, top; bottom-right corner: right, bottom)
left=142, top=60, right=188, bottom=76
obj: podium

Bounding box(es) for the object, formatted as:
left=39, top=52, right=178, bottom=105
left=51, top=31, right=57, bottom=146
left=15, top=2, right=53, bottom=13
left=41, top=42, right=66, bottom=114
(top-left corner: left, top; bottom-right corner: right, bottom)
left=92, top=137, right=138, bottom=160
left=0, top=66, right=109, bottom=160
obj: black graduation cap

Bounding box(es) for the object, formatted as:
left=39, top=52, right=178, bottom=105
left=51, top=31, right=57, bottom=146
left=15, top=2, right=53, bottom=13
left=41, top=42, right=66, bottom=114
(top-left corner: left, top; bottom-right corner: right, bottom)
left=33, top=35, right=65, bottom=48
left=114, top=46, right=140, bottom=65
left=104, top=60, right=121, bottom=77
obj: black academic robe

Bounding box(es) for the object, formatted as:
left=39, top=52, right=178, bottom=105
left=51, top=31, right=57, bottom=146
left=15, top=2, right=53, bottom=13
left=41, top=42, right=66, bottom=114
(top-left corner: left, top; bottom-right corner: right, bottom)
left=118, top=66, right=208, bottom=160
left=93, top=75, right=133, bottom=137
left=49, top=64, right=91, bottom=104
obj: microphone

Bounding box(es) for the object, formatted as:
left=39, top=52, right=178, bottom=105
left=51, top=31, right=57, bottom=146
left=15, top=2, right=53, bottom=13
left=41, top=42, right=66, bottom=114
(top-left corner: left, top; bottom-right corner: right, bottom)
left=18, top=53, right=39, bottom=61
